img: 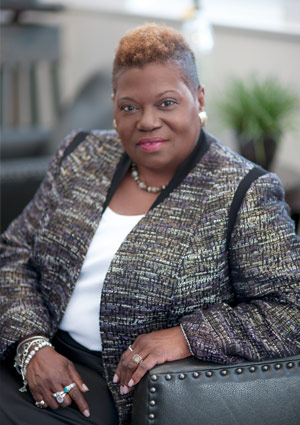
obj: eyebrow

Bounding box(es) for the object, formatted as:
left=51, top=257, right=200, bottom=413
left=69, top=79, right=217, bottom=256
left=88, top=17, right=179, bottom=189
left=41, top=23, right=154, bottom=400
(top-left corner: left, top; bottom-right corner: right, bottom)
left=118, top=96, right=136, bottom=102
left=157, top=90, right=180, bottom=97
left=118, top=90, right=180, bottom=102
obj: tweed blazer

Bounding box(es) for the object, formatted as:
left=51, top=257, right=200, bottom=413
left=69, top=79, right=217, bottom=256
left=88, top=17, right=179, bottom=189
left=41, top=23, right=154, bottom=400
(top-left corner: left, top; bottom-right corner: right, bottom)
left=1, top=129, right=300, bottom=424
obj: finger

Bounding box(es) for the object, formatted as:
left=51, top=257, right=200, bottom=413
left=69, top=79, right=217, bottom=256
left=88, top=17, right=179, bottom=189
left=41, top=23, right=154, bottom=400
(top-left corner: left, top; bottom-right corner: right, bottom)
left=69, top=387, right=90, bottom=417
left=114, top=345, right=138, bottom=385
left=44, top=391, right=61, bottom=410
left=29, top=383, right=58, bottom=410
left=49, top=366, right=89, bottom=413
left=67, top=362, right=90, bottom=393
left=120, top=384, right=130, bottom=395
left=118, top=352, right=140, bottom=388
left=128, top=354, right=159, bottom=388
left=114, top=344, right=137, bottom=374
left=65, top=363, right=90, bottom=417
left=31, top=390, right=48, bottom=409
left=51, top=391, right=73, bottom=408
left=119, top=352, right=148, bottom=394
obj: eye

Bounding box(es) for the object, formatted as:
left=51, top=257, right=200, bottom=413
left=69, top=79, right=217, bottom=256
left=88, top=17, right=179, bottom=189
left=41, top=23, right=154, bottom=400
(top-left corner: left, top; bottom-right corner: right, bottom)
left=120, top=104, right=137, bottom=112
left=160, top=100, right=176, bottom=108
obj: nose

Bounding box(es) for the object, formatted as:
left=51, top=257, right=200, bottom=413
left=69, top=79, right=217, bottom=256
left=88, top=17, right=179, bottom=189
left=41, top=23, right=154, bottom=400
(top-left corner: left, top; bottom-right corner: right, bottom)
left=136, top=107, right=161, bottom=132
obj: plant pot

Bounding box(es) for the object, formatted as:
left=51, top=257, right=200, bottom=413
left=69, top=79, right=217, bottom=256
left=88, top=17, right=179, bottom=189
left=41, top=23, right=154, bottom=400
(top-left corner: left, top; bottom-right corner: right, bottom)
left=237, top=135, right=278, bottom=171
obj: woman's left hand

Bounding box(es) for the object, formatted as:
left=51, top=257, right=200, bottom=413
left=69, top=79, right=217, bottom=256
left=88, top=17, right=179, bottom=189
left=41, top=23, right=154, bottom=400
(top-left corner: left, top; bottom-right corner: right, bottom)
left=113, top=326, right=191, bottom=395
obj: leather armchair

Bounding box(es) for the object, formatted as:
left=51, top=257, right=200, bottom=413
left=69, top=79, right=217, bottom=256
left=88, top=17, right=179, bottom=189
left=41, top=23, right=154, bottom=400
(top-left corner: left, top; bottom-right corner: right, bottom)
left=132, top=354, right=300, bottom=425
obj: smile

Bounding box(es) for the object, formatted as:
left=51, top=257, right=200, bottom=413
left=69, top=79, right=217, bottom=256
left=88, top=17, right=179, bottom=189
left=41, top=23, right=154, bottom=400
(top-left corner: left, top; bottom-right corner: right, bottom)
left=137, top=138, right=167, bottom=152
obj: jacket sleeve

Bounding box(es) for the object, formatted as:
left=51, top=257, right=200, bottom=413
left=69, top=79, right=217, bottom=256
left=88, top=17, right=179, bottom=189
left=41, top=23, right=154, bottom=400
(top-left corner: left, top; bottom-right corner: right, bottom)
left=0, top=130, right=80, bottom=358
left=180, top=172, right=300, bottom=364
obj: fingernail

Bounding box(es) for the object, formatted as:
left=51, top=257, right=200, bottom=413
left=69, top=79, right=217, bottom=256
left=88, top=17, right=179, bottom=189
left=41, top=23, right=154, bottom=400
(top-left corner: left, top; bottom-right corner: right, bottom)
left=120, top=385, right=124, bottom=395
left=128, top=379, right=134, bottom=388
left=113, top=373, right=119, bottom=383
left=82, top=383, right=89, bottom=392
left=122, top=385, right=129, bottom=395
left=83, top=409, right=90, bottom=418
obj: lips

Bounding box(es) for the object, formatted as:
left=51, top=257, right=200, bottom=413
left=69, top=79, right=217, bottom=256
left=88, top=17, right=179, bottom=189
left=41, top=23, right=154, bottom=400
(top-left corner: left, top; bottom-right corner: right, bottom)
left=137, top=137, right=167, bottom=152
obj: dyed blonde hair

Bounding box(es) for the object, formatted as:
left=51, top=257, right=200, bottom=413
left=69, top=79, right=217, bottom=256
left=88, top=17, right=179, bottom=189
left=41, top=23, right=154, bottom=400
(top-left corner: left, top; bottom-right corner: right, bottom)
left=112, top=23, right=200, bottom=94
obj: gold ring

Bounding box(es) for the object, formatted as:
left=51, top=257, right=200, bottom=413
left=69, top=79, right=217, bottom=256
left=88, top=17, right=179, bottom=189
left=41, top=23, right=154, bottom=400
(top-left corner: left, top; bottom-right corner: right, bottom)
left=132, top=354, right=143, bottom=364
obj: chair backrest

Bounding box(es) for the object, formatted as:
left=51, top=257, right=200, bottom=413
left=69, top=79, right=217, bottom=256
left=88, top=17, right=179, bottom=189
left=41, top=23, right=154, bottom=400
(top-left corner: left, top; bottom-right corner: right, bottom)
left=0, top=23, right=60, bottom=158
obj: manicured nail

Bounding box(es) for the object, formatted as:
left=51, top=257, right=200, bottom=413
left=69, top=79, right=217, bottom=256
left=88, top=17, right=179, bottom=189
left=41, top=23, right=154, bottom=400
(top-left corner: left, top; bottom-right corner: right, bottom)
left=120, top=385, right=129, bottom=395
left=83, top=409, right=90, bottom=418
left=113, top=373, right=119, bottom=383
left=82, top=383, right=89, bottom=392
left=128, top=379, right=134, bottom=388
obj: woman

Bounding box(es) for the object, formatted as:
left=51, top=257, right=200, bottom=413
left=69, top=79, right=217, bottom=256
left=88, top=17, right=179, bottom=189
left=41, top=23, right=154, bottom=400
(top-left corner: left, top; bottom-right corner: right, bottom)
left=0, top=23, right=300, bottom=425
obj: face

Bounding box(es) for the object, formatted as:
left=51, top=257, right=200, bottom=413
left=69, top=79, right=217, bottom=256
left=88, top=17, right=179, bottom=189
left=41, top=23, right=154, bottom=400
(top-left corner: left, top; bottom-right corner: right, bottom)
left=113, top=63, right=204, bottom=175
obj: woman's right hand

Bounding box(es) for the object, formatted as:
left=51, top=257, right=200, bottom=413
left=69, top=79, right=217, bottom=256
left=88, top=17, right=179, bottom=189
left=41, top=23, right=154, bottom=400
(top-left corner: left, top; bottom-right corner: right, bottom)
left=25, top=346, right=90, bottom=417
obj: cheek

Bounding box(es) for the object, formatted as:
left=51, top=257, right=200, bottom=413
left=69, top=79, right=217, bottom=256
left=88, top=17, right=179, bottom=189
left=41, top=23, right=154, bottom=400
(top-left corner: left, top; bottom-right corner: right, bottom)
left=117, top=120, right=132, bottom=140
left=173, top=112, right=196, bottom=134
left=122, top=112, right=141, bottom=132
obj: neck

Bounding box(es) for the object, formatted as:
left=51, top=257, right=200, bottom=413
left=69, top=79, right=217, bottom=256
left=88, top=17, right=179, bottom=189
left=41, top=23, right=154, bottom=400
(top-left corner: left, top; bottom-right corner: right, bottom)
left=131, top=163, right=169, bottom=193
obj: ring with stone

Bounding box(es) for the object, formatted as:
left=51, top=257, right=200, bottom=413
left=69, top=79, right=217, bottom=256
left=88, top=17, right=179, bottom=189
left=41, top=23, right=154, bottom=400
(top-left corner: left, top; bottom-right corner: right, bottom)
left=52, top=382, right=76, bottom=403
left=52, top=391, right=67, bottom=404
left=132, top=353, right=143, bottom=365
left=35, top=400, right=46, bottom=408
left=63, top=382, right=76, bottom=393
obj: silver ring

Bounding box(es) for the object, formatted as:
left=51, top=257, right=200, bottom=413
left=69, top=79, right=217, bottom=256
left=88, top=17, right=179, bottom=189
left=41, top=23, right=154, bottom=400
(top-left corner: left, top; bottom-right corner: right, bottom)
left=52, top=382, right=76, bottom=403
left=63, top=382, right=76, bottom=393
left=132, top=353, right=143, bottom=365
left=52, top=391, right=67, bottom=404
left=128, top=345, right=134, bottom=352
left=35, top=400, right=45, bottom=408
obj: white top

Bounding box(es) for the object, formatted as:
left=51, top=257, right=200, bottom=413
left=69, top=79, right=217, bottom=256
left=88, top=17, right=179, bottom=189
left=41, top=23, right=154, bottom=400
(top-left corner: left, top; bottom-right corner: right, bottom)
left=59, top=207, right=144, bottom=351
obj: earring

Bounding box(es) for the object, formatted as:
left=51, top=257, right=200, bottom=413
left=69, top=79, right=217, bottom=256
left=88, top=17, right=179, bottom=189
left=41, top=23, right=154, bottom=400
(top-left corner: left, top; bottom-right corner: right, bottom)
left=113, top=119, right=118, bottom=131
left=199, top=111, right=207, bottom=127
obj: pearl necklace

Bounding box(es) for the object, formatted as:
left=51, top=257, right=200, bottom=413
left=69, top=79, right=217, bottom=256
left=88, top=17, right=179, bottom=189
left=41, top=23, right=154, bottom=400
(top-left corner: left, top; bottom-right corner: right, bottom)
left=131, top=163, right=166, bottom=193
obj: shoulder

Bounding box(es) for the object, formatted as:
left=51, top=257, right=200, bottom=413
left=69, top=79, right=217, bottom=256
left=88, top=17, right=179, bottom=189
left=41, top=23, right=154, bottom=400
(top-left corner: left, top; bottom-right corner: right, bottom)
left=190, top=131, right=287, bottom=215
left=191, top=131, right=261, bottom=200
left=63, top=129, right=122, bottom=154
left=204, top=131, right=255, bottom=176
left=54, top=129, right=124, bottom=165
left=202, top=131, right=284, bottom=191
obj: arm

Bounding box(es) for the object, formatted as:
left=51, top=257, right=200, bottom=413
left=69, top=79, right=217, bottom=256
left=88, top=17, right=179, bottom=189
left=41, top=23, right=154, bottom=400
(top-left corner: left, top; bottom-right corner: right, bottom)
left=0, top=130, right=79, bottom=358
left=0, top=131, right=92, bottom=417
left=180, top=172, right=300, bottom=363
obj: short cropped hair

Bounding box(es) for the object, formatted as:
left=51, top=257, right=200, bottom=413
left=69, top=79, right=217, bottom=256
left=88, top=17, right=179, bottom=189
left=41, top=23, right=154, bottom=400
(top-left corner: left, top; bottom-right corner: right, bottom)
left=112, top=23, right=200, bottom=95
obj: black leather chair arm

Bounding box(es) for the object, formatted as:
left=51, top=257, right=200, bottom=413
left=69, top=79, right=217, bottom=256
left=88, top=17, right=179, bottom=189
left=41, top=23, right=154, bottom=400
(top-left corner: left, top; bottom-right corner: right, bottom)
left=132, top=354, right=300, bottom=425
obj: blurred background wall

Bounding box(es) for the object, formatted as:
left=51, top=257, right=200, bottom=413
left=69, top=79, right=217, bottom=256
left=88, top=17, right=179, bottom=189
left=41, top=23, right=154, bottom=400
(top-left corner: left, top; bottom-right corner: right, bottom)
left=1, top=0, right=300, bottom=231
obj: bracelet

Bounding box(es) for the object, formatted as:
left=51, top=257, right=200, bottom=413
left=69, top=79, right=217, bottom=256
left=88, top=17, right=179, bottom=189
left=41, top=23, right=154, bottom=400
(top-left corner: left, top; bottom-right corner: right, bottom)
left=15, top=336, right=50, bottom=374
left=19, top=340, right=54, bottom=393
left=15, top=339, right=46, bottom=375
left=14, top=336, right=54, bottom=392
left=16, top=335, right=47, bottom=354
left=21, top=340, right=53, bottom=388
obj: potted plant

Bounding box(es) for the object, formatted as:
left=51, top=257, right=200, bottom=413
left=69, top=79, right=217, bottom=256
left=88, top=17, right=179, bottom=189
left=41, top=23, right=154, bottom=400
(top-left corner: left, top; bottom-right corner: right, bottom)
left=217, top=76, right=298, bottom=170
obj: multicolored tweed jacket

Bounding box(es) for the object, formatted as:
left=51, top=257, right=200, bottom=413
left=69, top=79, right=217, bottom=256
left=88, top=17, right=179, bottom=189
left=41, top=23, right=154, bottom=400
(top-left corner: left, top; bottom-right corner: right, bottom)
left=1, top=129, right=300, bottom=424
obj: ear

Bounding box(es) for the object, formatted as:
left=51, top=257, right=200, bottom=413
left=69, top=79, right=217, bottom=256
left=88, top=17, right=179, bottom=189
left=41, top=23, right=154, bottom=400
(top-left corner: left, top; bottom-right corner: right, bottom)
left=197, top=85, right=205, bottom=111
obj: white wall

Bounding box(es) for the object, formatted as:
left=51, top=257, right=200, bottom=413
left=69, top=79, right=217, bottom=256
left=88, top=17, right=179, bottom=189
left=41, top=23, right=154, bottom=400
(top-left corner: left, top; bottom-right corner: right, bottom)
left=26, top=7, right=300, bottom=186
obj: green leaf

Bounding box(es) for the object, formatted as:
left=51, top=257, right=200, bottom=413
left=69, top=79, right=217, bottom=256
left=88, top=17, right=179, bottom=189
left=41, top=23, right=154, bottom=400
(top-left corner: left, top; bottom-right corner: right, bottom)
left=217, top=76, right=299, bottom=144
